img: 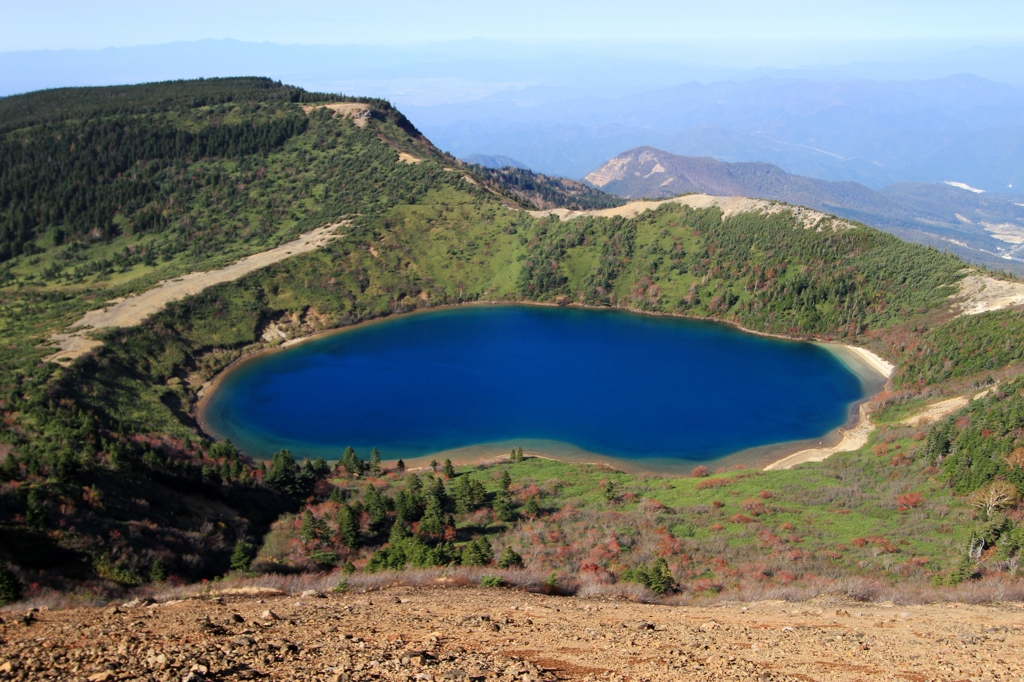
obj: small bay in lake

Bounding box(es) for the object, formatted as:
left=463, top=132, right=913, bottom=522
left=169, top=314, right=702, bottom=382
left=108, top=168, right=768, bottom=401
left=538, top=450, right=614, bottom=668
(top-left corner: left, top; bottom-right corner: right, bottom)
left=198, top=306, right=874, bottom=470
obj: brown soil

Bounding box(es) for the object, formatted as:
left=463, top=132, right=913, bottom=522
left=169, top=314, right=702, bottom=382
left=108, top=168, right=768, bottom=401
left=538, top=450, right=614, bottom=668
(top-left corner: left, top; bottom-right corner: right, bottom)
left=2, top=588, right=1022, bottom=681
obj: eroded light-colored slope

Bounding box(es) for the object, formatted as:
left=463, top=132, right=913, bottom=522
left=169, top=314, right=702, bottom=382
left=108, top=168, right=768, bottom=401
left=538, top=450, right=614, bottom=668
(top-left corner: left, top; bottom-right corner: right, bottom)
left=44, top=223, right=344, bottom=365
left=529, top=194, right=858, bottom=230
left=953, top=274, right=1024, bottom=315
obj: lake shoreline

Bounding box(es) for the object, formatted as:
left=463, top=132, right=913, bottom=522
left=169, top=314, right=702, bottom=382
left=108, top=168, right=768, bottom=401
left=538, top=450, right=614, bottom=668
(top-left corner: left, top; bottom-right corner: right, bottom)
left=194, top=300, right=893, bottom=474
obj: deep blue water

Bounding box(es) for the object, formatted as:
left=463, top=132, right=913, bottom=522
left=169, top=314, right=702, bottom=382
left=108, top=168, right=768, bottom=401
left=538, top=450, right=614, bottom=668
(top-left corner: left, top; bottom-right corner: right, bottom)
left=199, top=306, right=865, bottom=464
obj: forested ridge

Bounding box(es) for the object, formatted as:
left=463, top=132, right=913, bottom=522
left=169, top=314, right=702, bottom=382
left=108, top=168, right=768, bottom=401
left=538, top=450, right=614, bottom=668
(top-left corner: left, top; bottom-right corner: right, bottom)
left=1, top=78, right=1024, bottom=606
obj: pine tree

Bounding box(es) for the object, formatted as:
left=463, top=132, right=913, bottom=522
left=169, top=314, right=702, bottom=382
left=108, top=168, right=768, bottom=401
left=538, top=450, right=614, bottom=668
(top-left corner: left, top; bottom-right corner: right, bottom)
left=462, top=537, right=493, bottom=566
left=515, top=446, right=524, bottom=462
left=0, top=564, right=23, bottom=606
left=299, top=510, right=329, bottom=546
left=265, top=449, right=299, bottom=496
left=396, top=459, right=406, bottom=472
left=230, top=541, right=256, bottom=572
left=149, top=559, right=168, bottom=583
left=454, top=475, right=473, bottom=513
left=418, top=494, right=447, bottom=538
left=340, top=446, right=364, bottom=476
left=498, top=547, right=523, bottom=569
left=499, top=470, right=512, bottom=495
left=337, top=502, right=360, bottom=549
left=369, top=448, right=381, bottom=475
left=603, top=480, right=617, bottom=501
left=494, top=495, right=517, bottom=523
left=443, top=459, right=456, bottom=477
left=524, top=495, right=541, bottom=517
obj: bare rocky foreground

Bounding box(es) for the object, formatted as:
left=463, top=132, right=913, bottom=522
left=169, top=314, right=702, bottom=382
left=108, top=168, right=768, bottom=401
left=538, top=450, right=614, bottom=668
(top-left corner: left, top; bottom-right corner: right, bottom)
left=2, top=589, right=1023, bottom=681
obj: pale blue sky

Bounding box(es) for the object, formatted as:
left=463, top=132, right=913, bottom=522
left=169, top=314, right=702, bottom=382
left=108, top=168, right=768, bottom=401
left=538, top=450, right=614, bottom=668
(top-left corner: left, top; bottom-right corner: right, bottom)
left=2, top=0, right=1022, bottom=53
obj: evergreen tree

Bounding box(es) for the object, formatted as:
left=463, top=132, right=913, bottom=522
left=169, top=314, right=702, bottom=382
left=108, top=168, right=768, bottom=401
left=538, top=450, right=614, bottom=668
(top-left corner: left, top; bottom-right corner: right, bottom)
left=264, top=449, right=299, bottom=496
left=462, top=537, right=493, bottom=566
left=429, top=459, right=439, bottom=472
left=299, top=510, right=329, bottom=546
left=340, top=446, right=365, bottom=476
left=443, top=459, right=456, bottom=477
left=499, top=470, right=512, bottom=495
left=364, top=484, right=390, bottom=527
left=396, top=459, right=406, bottom=472
left=523, top=495, right=541, bottom=517
left=418, top=494, right=447, bottom=538
left=0, top=564, right=22, bottom=606
left=603, top=480, right=617, bottom=501
left=149, top=559, right=168, bottom=583
left=515, top=447, right=524, bottom=462
left=498, top=546, right=523, bottom=569
left=337, top=502, right=360, bottom=549
left=230, top=541, right=256, bottom=572
left=369, top=448, right=381, bottom=476
left=494, top=495, right=517, bottom=523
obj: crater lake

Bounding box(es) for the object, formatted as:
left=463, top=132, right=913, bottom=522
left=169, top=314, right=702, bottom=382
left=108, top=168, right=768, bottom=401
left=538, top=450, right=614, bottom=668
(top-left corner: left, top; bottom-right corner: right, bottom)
left=198, top=305, right=876, bottom=470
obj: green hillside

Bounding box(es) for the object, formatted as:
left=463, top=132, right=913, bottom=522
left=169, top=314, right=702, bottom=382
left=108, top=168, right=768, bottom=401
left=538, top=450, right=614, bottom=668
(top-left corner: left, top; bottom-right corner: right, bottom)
left=1, top=79, right=1023, bottom=604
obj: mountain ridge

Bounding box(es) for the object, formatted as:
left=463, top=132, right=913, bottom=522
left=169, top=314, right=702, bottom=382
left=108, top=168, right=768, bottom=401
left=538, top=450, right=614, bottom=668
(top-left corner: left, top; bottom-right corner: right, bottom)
left=584, top=146, right=1024, bottom=272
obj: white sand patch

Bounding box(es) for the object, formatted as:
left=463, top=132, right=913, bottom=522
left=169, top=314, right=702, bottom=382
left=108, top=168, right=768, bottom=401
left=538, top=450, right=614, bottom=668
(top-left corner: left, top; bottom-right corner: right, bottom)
left=398, top=152, right=422, bottom=164
left=764, top=403, right=874, bottom=470
left=839, top=345, right=895, bottom=378
left=953, top=274, right=1024, bottom=315
left=43, top=223, right=346, bottom=365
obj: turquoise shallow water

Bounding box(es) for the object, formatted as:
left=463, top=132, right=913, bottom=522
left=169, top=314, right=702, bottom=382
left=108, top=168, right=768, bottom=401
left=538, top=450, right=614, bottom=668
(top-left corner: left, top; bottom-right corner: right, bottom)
left=199, top=306, right=865, bottom=465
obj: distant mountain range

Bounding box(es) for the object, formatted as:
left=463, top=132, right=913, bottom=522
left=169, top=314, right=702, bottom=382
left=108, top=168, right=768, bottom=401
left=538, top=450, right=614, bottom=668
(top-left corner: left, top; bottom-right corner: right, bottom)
left=462, top=154, right=530, bottom=170
left=409, top=75, right=1024, bottom=190
left=585, top=147, right=1024, bottom=273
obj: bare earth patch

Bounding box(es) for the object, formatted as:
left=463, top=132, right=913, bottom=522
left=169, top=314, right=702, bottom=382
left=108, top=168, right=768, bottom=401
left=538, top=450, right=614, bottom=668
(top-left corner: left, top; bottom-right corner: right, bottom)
left=3, top=587, right=1023, bottom=681
left=302, top=102, right=372, bottom=127
left=953, top=274, right=1024, bottom=315
left=43, top=223, right=345, bottom=365
left=529, top=194, right=857, bottom=231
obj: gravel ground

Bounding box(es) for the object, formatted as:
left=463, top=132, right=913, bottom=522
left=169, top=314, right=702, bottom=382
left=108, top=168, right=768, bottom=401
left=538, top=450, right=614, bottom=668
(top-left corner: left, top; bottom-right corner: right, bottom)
left=2, top=587, right=1023, bottom=681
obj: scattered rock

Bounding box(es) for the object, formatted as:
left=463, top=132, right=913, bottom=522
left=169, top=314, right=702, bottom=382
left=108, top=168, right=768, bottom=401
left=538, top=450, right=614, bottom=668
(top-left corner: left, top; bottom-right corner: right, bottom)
left=699, top=620, right=719, bottom=632
left=86, top=673, right=114, bottom=682
left=261, top=609, right=278, bottom=621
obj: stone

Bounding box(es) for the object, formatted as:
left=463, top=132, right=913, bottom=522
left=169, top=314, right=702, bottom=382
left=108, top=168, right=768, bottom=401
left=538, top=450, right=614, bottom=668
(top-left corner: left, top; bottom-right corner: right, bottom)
left=87, top=673, right=115, bottom=682
left=699, top=621, right=719, bottom=632
left=261, top=609, right=278, bottom=621
left=300, top=589, right=324, bottom=599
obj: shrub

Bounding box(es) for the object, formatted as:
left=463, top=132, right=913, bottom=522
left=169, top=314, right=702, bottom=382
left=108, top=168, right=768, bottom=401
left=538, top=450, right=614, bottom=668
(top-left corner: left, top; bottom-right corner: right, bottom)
left=480, top=575, right=503, bottom=588
left=896, top=492, right=924, bottom=512
left=620, top=558, right=674, bottom=594
left=461, top=537, right=493, bottom=566
left=149, top=559, right=168, bottom=583
left=498, top=547, right=523, bottom=569
left=230, top=541, right=257, bottom=572
left=690, top=465, right=709, bottom=478
left=0, top=564, right=22, bottom=606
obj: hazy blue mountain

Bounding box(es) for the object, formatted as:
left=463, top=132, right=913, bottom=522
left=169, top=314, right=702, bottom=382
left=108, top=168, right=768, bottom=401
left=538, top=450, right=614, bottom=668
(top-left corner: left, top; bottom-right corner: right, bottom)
left=5, top=40, right=1024, bottom=191
left=585, top=147, right=1024, bottom=273
left=408, top=75, right=1024, bottom=191
left=462, top=154, right=530, bottom=170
